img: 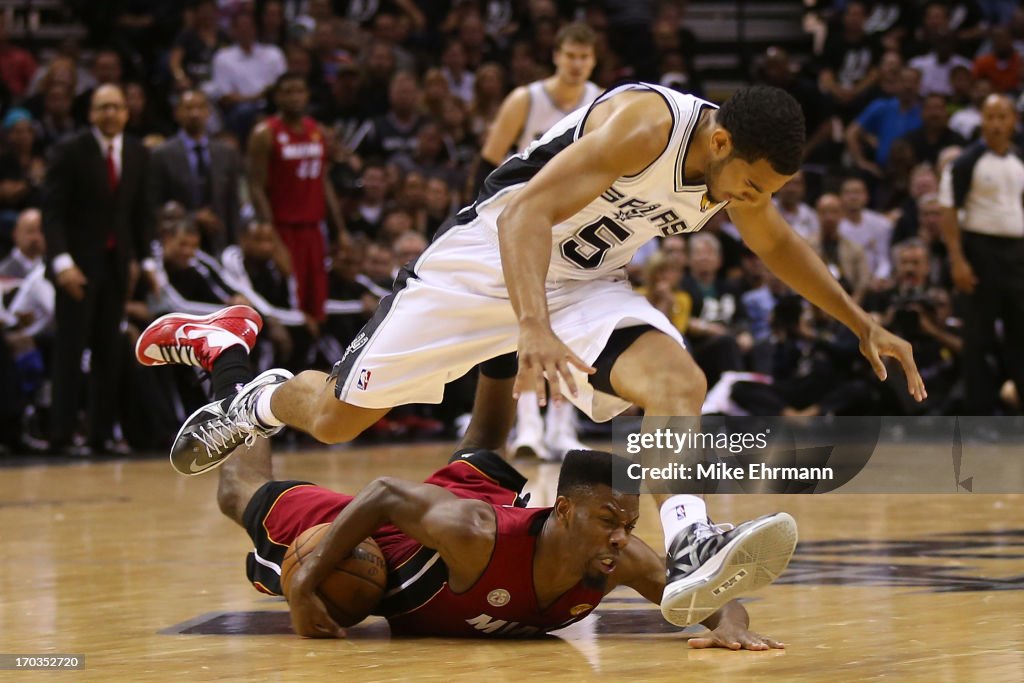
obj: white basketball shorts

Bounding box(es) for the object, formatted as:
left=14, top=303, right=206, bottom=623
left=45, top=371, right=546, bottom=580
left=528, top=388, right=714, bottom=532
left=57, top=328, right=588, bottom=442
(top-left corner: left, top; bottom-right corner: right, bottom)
left=331, top=217, right=684, bottom=422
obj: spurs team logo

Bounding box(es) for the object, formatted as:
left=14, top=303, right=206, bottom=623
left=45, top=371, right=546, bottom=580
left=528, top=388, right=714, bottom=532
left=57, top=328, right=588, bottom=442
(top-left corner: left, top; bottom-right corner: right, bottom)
left=342, top=332, right=368, bottom=362
left=356, top=369, right=372, bottom=390
left=487, top=589, right=511, bottom=607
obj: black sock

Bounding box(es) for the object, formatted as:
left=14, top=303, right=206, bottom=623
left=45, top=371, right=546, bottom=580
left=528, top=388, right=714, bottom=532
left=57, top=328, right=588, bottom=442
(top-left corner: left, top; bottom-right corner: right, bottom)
left=212, top=346, right=254, bottom=405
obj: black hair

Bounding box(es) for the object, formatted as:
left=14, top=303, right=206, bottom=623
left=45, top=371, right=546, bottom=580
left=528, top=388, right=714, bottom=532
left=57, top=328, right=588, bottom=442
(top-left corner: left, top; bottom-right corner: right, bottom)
left=557, top=450, right=640, bottom=497
left=716, top=85, right=806, bottom=176
left=274, top=71, right=306, bottom=93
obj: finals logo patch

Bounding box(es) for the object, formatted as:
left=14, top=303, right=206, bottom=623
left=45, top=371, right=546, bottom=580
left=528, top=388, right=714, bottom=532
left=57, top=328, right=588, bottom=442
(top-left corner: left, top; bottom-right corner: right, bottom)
left=487, top=589, right=511, bottom=607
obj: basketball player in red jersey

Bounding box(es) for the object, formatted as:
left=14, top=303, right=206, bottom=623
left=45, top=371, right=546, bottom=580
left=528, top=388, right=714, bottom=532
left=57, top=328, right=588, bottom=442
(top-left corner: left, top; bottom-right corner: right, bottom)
left=141, top=306, right=792, bottom=644
left=216, top=433, right=789, bottom=646
left=248, top=72, right=346, bottom=321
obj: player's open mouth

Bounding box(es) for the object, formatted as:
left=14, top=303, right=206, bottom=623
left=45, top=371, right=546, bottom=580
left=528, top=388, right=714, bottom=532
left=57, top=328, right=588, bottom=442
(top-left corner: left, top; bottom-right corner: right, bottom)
left=599, top=557, right=617, bottom=574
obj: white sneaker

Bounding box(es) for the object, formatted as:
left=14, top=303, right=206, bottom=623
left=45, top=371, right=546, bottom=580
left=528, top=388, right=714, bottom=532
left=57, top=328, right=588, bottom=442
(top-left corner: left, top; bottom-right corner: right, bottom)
left=168, top=369, right=293, bottom=476
left=510, top=392, right=549, bottom=459
left=661, top=512, right=798, bottom=626
left=542, top=401, right=585, bottom=462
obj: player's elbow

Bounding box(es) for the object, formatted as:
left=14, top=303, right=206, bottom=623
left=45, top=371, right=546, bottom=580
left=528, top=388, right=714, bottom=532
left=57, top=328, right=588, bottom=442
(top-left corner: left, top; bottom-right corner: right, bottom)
left=365, top=476, right=404, bottom=508
left=495, top=201, right=523, bottom=235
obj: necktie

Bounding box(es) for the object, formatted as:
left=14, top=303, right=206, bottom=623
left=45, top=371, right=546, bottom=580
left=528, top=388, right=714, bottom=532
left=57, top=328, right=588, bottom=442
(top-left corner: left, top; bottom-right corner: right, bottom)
left=106, top=143, right=118, bottom=192
left=105, top=143, right=118, bottom=249
left=193, top=143, right=211, bottom=207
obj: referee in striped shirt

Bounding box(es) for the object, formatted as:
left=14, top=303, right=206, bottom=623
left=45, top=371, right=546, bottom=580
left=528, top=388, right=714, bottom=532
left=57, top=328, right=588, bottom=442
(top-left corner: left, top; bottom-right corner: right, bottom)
left=940, top=94, right=1024, bottom=415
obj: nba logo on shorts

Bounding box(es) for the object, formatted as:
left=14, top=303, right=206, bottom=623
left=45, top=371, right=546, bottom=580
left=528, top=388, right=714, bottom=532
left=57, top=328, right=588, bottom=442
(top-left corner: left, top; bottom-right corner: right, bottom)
left=357, top=369, right=372, bottom=390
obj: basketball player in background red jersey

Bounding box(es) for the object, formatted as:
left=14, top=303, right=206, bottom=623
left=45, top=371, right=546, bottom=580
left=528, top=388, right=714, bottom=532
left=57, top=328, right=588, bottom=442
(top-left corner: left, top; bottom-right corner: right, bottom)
left=248, top=72, right=346, bottom=321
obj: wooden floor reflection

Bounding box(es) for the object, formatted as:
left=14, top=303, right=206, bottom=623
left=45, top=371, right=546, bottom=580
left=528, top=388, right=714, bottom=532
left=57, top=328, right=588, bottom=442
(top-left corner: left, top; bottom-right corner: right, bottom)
left=1, top=443, right=1021, bottom=682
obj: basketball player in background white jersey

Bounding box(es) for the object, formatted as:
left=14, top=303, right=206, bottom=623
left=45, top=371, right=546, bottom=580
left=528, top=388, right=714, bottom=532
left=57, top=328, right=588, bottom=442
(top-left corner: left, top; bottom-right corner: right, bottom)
left=475, top=22, right=602, bottom=462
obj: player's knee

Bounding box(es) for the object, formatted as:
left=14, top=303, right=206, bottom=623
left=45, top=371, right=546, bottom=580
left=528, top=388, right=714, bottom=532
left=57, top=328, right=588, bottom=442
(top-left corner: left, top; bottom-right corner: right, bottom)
left=641, top=361, right=707, bottom=414
left=309, top=407, right=355, bottom=444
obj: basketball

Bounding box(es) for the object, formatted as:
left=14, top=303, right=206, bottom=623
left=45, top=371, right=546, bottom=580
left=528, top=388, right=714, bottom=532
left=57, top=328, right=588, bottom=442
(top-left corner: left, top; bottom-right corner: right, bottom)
left=279, top=523, right=387, bottom=627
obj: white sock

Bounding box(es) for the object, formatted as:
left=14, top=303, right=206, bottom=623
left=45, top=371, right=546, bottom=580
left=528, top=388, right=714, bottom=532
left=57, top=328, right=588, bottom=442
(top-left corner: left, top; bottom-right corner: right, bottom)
left=254, top=383, right=284, bottom=427
left=660, top=495, right=707, bottom=553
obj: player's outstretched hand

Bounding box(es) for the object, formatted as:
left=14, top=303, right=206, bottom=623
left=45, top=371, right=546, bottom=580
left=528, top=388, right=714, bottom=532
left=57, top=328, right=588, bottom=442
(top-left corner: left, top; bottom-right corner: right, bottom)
left=515, top=320, right=595, bottom=406
left=858, top=322, right=927, bottom=403
left=687, top=622, right=785, bottom=651
left=287, top=571, right=346, bottom=638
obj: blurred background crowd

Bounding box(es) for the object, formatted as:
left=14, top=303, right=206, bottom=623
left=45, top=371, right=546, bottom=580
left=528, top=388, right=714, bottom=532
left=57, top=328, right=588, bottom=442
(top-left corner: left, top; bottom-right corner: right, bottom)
left=1, top=0, right=1022, bottom=457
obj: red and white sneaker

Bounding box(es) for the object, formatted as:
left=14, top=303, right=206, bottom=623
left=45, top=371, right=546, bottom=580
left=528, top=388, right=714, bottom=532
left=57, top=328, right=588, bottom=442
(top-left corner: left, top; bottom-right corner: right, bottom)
left=135, top=305, right=263, bottom=372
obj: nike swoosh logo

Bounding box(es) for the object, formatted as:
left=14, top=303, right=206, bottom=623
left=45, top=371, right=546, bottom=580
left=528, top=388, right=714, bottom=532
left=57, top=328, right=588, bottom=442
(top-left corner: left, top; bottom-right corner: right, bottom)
left=177, top=324, right=215, bottom=341
left=189, top=455, right=220, bottom=473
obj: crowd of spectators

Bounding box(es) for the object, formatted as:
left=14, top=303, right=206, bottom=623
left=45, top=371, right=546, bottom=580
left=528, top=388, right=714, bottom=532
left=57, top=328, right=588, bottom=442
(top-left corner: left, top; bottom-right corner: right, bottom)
left=1, top=0, right=1022, bottom=456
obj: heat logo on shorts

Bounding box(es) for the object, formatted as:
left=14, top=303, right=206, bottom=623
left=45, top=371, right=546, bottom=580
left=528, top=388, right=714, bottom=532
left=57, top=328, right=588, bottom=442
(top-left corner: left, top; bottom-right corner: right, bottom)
left=357, top=369, right=372, bottom=390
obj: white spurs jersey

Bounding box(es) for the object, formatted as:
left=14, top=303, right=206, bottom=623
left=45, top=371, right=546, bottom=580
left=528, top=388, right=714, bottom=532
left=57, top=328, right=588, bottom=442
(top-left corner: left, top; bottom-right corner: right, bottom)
left=462, top=82, right=729, bottom=283
left=515, top=80, right=603, bottom=154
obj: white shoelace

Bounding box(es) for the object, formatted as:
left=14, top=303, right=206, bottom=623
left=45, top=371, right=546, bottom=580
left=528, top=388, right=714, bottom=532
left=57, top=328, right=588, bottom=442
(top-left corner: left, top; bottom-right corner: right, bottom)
left=691, top=520, right=736, bottom=544
left=193, top=417, right=256, bottom=457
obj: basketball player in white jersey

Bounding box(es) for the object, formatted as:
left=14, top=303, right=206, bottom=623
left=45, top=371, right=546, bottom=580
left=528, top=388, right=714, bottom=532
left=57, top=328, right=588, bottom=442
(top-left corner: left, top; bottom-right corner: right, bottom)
left=140, top=83, right=925, bottom=630
left=475, top=22, right=602, bottom=462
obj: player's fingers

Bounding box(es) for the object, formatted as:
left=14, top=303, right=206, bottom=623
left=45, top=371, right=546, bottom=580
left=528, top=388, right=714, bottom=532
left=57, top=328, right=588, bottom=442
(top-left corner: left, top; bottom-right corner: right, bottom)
left=543, top=360, right=565, bottom=403
left=512, top=355, right=534, bottom=400
left=740, top=635, right=769, bottom=651
left=686, top=637, right=715, bottom=649
left=893, top=342, right=926, bottom=401
left=555, top=358, right=578, bottom=398
left=567, top=349, right=596, bottom=375
left=512, top=370, right=527, bottom=400
left=532, top=364, right=548, bottom=407
left=763, top=637, right=785, bottom=649
left=863, top=344, right=886, bottom=381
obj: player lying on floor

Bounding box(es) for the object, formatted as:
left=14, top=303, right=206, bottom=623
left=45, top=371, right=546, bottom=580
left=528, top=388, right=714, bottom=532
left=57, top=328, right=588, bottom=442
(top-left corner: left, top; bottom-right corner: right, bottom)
left=217, top=432, right=794, bottom=644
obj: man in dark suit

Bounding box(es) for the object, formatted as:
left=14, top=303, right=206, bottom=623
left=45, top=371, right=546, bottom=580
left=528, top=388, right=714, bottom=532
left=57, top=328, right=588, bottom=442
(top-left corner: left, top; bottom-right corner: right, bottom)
left=42, top=84, right=154, bottom=454
left=150, top=89, right=242, bottom=255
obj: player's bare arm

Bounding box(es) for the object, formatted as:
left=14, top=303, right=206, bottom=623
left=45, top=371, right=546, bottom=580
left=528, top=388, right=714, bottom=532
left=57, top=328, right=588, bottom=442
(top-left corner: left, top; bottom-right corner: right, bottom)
left=480, top=86, right=531, bottom=166
left=247, top=123, right=274, bottom=224
left=288, top=478, right=496, bottom=638
left=730, top=201, right=926, bottom=402
left=497, top=92, right=673, bottom=405
left=610, top=534, right=783, bottom=650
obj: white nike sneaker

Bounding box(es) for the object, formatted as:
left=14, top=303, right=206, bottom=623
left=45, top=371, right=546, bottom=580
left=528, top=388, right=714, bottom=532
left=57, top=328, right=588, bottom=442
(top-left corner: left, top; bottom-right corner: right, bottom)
left=168, top=369, right=293, bottom=476
left=660, top=512, right=798, bottom=626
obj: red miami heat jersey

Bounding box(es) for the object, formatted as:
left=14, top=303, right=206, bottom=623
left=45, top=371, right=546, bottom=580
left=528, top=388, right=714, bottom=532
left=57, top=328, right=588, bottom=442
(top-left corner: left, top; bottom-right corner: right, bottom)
left=267, top=115, right=326, bottom=225
left=385, top=506, right=606, bottom=638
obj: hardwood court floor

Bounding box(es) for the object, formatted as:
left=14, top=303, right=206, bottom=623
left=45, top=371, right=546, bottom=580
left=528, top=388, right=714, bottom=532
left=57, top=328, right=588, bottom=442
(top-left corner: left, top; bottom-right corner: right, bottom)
left=1, top=442, right=1021, bottom=682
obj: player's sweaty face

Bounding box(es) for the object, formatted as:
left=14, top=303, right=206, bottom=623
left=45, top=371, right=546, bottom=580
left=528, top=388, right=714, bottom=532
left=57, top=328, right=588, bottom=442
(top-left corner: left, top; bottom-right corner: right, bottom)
left=570, top=490, right=639, bottom=582
left=706, top=156, right=791, bottom=206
